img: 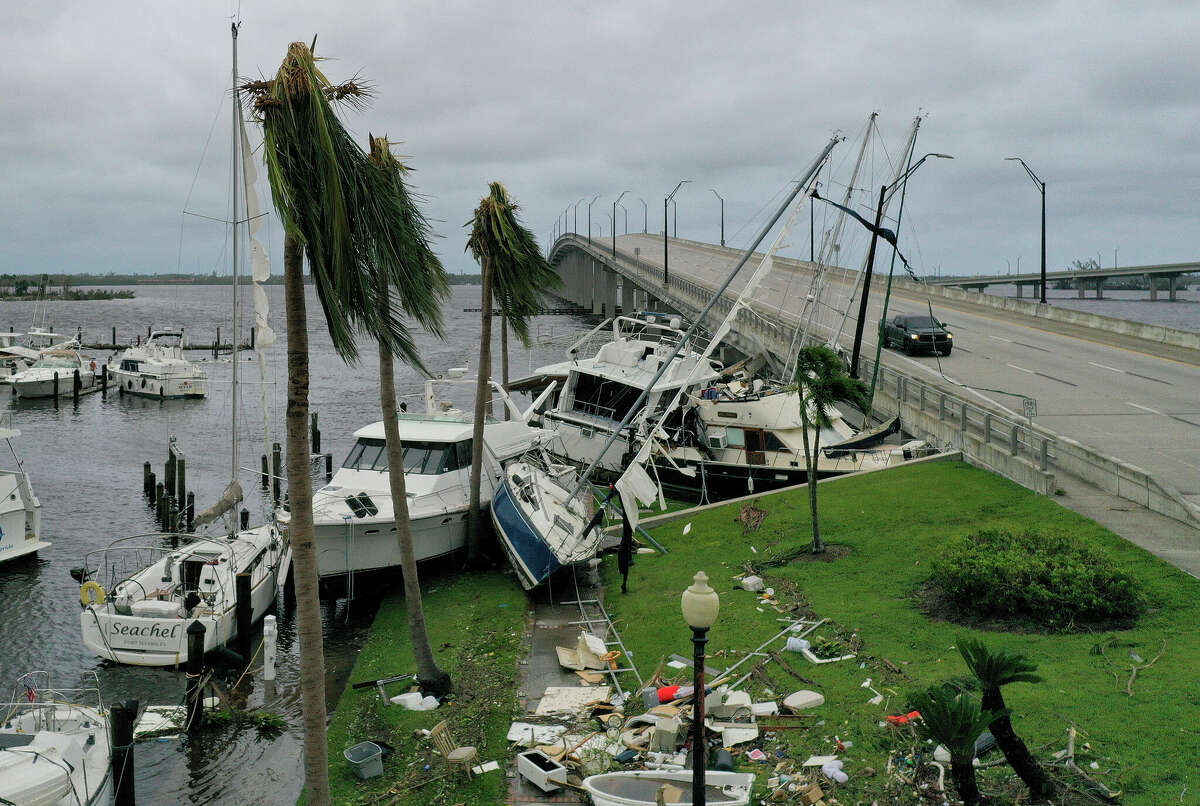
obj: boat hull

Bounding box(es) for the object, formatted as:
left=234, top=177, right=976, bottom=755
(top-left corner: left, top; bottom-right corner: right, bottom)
left=490, top=478, right=561, bottom=590
left=0, top=504, right=47, bottom=565
left=111, top=368, right=206, bottom=399
left=313, top=507, right=469, bottom=580
left=11, top=372, right=99, bottom=399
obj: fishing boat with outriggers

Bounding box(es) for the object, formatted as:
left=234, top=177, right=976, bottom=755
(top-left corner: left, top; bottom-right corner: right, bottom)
left=0, top=671, right=112, bottom=806
left=492, top=138, right=841, bottom=589
left=76, top=22, right=290, bottom=666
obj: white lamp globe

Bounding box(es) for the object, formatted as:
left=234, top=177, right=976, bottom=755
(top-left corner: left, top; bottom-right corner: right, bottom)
left=681, top=570, right=720, bottom=629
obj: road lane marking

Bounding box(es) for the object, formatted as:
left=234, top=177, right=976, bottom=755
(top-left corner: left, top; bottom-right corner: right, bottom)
left=1124, top=370, right=1172, bottom=385
left=1168, top=415, right=1200, bottom=430
left=1006, top=363, right=1036, bottom=374
left=1014, top=341, right=1051, bottom=353
left=1034, top=371, right=1078, bottom=386
left=1126, top=402, right=1162, bottom=415
left=1088, top=361, right=1125, bottom=373
left=989, top=335, right=1014, bottom=343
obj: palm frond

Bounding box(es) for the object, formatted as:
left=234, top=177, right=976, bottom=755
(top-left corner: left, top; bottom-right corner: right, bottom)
left=913, top=688, right=1005, bottom=762
left=794, top=345, right=870, bottom=427
left=243, top=41, right=447, bottom=364
left=958, top=637, right=1044, bottom=689
left=465, top=182, right=560, bottom=345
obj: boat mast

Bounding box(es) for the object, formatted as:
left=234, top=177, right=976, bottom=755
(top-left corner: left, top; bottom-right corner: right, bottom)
left=230, top=21, right=242, bottom=486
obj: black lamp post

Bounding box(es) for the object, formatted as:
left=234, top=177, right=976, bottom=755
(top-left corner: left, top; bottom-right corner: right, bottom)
left=1006, top=156, right=1047, bottom=304
left=639, top=198, right=648, bottom=233
left=619, top=203, right=628, bottom=234
left=664, top=180, right=690, bottom=286
left=821, top=152, right=952, bottom=378
left=573, top=197, right=585, bottom=235
left=612, top=190, right=630, bottom=258
left=710, top=188, right=724, bottom=247
left=587, top=193, right=600, bottom=244
left=681, top=571, right=719, bottom=805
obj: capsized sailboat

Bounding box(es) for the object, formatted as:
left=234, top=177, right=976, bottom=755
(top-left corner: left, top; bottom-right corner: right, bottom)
left=492, top=137, right=841, bottom=589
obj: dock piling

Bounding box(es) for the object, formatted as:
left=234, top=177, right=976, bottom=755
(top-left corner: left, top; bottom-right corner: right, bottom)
left=72, top=369, right=80, bottom=405
left=271, top=442, right=281, bottom=504
left=143, top=462, right=152, bottom=498
left=101, top=363, right=108, bottom=398
left=185, top=621, right=206, bottom=732
left=110, top=698, right=138, bottom=806
left=214, top=327, right=220, bottom=360
left=164, top=453, right=176, bottom=500
left=262, top=615, right=277, bottom=683
left=186, top=491, right=195, bottom=531
left=111, top=326, right=116, bottom=346
left=325, top=453, right=333, bottom=481
left=53, top=372, right=59, bottom=408
left=240, top=507, right=249, bottom=531
left=175, top=457, right=186, bottom=511
left=235, top=572, right=252, bottom=658
left=154, top=482, right=165, bottom=521
left=260, top=454, right=269, bottom=489
left=311, top=412, right=320, bottom=455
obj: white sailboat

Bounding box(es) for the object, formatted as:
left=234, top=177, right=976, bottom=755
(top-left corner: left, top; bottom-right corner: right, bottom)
left=0, top=414, right=45, bottom=565
left=493, top=138, right=840, bottom=589
left=0, top=672, right=112, bottom=806
left=110, top=329, right=208, bottom=399
left=77, top=22, right=291, bottom=666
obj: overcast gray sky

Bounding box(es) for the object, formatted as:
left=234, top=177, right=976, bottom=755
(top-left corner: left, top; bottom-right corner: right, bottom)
left=3, top=1, right=1197, bottom=278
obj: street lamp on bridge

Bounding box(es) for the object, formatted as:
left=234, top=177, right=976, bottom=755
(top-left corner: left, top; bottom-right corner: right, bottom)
left=638, top=198, right=648, bottom=233
left=612, top=190, right=630, bottom=258
left=710, top=188, right=724, bottom=247
left=587, top=194, right=600, bottom=244
left=1005, top=156, right=1047, bottom=304
left=573, top=197, right=585, bottom=235
left=663, top=180, right=690, bottom=286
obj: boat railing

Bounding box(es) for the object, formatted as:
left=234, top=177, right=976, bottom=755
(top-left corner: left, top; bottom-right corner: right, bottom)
left=2, top=671, right=105, bottom=725
left=81, top=533, right=236, bottom=607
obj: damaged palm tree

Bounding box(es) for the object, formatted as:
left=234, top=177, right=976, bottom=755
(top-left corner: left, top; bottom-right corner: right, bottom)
left=913, top=687, right=1003, bottom=806
left=793, top=346, right=868, bottom=553
left=464, top=182, right=559, bottom=564
left=958, top=637, right=1057, bottom=800
left=367, top=135, right=451, bottom=696
left=243, top=40, right=447, bottom=804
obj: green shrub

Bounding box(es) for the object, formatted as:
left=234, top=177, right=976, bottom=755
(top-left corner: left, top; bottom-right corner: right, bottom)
left=929, top=529, right=1146, bottom=629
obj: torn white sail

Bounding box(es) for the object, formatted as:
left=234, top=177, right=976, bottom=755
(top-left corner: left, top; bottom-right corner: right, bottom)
left=239, top=121, right=275, bottom=349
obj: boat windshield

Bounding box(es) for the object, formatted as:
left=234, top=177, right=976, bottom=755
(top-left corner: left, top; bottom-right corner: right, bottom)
left=31, top=356, right=77, bottom=369
left=342, top=437, right=472, bottom=475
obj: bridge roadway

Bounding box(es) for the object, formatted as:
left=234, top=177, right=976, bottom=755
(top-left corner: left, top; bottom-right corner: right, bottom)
left=548, top=233, right=1200, bottom=570
left=928, top=260, right=1199, bottom=299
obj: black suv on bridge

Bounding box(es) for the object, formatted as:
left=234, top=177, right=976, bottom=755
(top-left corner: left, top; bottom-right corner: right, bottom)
left=882, top=314, right=953, bottom=356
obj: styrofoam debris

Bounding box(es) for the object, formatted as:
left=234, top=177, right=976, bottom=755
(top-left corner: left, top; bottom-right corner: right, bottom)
left=802, top=754, right=839, bottom=767
left=506, top=722, right=569, bottom=746
left=741, top=575, right=764, bottom=592
left=750, top=701, right=779, bottom=716
left=471, top=760, right=501, bottom=774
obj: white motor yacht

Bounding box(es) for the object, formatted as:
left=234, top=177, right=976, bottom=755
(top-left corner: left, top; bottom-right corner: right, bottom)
left=110, top=329, right=207, bottom=399
left=0, top=333, right=40, bottom=383
left=0, top=671, right=112, bottom=806
left=0, top=415, right=45, bottom=565
left=79, top=526, right=290, bottom=666
left=532, top=315, right=720, bottom=477
left=9, top=343, right=100, bottom=399
left=307, top=375, right=542, bottom=585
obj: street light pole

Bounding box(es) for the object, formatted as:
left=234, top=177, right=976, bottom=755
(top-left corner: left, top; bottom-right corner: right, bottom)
left=1006, top=156, right=1047, bottom=304
left=612, top=190, right=630, bottom=258
left=574, top=197, right=585, bottom=235
left=586, top=193, right=600, bottom=245
left=639, top=198, right=648, bottom=233
left=710, top=189, right=724, bottom=247
left=681, top=571, right=719, bottom=806
left=663, top=180, right=690, bottom=286
left=619, top=203, right=628, bottom=234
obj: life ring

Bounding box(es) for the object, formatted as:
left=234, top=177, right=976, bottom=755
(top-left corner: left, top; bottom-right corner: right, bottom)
left=80, top=581, right=106, bottom=606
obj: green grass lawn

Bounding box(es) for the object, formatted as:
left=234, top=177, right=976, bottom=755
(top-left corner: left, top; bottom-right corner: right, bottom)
left=320, top=570, right=527, bottom=805
left=601, top=460, right=1200, bottom=805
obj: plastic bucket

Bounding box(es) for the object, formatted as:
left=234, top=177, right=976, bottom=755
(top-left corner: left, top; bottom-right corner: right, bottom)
left=344, top=741, right=383, bottom=780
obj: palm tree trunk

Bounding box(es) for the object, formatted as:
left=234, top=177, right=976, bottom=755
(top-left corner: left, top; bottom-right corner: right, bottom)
left=467, top=256, right=493, bottom=564
left=500, top=314, right=510, bottom=421
left=983, top=689, right=1056, bottom=798
left=798, top=403, right=824, bottom=554
left=376, top=268, right=451, bottom=697
left=283, top=233, right=330, bottom=805
left=949, top=758, right=984, bottom=806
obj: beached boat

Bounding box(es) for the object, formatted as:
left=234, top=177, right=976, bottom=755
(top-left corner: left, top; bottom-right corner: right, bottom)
left=0, top=414, right=45, bottom=565
left=110, top=329, right=207, bottom=399
left=0, top=671, right=112, bottom=806
left=9, top=343, right=100, bottom=399
left=582, top=770, right=755, bottom=806
left=307, top=374, right=543, bottom=587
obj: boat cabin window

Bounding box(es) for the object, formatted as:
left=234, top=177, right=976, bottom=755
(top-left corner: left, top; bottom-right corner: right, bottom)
left=120, top=360, right=141, bottom=372
left=31, top=356, right=76, bottom=369
left=764, top=432, right=788, bottom=452
left=570, top=373, right=643, bottom=421
left=724, top=427, right=745, bottom=447
left=343, top=437, right=472, bottom=475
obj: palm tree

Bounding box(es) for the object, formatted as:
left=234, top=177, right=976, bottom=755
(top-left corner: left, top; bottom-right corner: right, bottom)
left=793, top=345, right=869, bottom=553
left=464, top=182, right=559, bottom=563
left=367, top=136, right=451, bottom=695
left=958, top=637, right=1057, bottom=799
left=244, top=41, right=445, bottom=804
left=913, top=688, right=1003, bottom=806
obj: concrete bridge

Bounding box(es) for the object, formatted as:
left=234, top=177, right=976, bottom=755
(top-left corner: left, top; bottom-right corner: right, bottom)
left=929, top=261, right=1199, bottom=300
left=547, top=232, right=1200, bottom=572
